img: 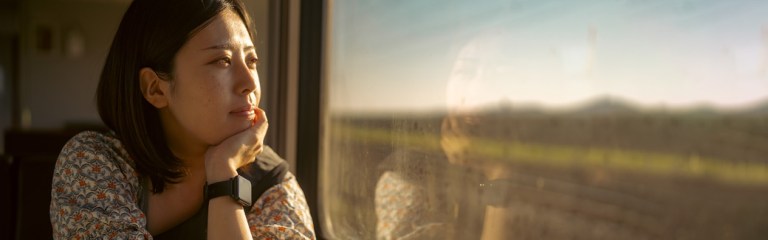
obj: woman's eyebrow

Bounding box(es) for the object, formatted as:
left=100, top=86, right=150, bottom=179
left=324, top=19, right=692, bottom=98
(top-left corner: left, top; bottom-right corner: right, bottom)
left=202, top=43, right=255, bottom=51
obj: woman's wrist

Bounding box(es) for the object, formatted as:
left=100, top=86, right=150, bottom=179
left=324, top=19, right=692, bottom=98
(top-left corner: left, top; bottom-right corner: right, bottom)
left=206, top=162, right=238, bottom=183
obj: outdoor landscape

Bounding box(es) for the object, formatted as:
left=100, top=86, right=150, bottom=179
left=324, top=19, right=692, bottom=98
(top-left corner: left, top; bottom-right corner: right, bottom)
left=323, top=97, right=768, bottom=239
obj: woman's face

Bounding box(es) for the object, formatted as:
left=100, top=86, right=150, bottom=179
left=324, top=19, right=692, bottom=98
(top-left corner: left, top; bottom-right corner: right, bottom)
left=164, top=9, right=260, bottom=146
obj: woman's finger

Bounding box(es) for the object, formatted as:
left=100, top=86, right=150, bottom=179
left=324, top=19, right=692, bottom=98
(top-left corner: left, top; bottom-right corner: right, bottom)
left=252, top=108, right=267, bottom=126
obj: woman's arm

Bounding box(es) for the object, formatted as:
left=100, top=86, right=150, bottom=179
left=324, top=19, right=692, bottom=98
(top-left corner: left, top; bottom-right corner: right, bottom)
left=205, top=109, right=268, bottom=239
left=246, top=173, right=316, bottom=239
left=208, top=197, right=252, bottom=238
left=50, top=132, right=151, bottom=240
left=206, top=168, right=252, bottom=240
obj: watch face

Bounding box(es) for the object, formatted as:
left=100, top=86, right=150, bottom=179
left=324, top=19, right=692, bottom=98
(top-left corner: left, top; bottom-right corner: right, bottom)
left=236, top=175, right=252, bottom=206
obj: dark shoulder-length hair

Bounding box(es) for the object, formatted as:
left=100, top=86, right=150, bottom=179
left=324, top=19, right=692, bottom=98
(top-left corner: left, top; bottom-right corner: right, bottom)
left=97, top=0, right=255, bottom=193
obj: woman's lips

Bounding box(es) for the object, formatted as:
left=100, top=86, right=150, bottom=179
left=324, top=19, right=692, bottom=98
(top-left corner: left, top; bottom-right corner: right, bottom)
left=231, top=106, right=255, bottom=117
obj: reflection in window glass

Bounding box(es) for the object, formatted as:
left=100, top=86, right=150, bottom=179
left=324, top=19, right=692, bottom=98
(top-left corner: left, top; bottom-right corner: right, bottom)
left=322, top=1, right=768, bottom=239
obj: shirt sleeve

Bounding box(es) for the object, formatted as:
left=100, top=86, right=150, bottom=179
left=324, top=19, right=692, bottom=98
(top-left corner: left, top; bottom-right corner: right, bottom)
left=375, top=171, right=452, bottom=240
left=375, top=171, right=425, bottom=240
left=246, top=172, right=316, bottom=239
left=50, top=132, right=151, bottom=240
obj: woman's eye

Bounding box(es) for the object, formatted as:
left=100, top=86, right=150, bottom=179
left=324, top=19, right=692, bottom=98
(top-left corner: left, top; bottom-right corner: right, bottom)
left=247, top=57, right=259, bottom=68
left=215, top=57, right=231, bottom=66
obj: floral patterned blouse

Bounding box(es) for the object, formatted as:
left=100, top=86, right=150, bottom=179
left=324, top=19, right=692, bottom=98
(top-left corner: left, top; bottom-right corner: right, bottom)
left=375, top=171, right=452, bottom=240
left=50, top=131, right=315, bottom=239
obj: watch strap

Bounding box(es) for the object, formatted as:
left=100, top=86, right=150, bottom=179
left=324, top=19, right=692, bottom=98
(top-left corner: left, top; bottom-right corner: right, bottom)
left=206, top=175, right=252, bottom=207
left=206, top=178, right=234, bottom=201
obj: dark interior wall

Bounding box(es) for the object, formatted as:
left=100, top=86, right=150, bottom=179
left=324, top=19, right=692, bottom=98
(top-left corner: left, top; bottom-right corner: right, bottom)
left=0, top=35, right=14, bottom=153
left=18, top=0, right=129, bottom=129
left=0, top=0, right=21, bottom=238
left=5, top=2, right=124, bottom=238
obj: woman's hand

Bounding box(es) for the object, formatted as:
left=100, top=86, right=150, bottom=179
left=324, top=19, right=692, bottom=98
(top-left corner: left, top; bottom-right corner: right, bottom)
left=205, top=108, right=268, bottom=182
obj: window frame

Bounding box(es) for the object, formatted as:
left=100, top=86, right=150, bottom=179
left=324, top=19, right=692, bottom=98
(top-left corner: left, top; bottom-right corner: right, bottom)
left=262, top=0, right=326, bottom=237
left=292, top=0, right=327, bottom=239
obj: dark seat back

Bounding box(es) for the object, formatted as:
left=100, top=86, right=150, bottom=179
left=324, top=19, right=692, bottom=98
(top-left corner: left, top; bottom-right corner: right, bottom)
left=3, top=128, right=102, bottom=240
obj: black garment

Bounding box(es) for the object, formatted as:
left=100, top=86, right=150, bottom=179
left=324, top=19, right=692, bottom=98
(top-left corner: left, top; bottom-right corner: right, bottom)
left=140, top=146, right=289, bottom=240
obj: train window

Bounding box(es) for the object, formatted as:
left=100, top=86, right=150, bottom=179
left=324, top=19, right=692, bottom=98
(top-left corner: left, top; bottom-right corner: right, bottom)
left=319, top=1, right=768, bottom=239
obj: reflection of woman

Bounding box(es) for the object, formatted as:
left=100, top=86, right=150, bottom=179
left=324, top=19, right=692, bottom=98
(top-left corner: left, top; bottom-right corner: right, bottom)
left=376, top=27, right=604, bottom=239
left=374, top=35, right=516, bottom=240
left=442, top=34, right=519, bottom=240
left=49, top=0, right=314, bottom=239
left=374, top=148, right=454, bottom=240
left=440, top=27, right=657, bottom=240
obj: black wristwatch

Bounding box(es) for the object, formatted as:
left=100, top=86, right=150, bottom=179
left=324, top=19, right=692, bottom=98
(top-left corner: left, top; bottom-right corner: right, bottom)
left=206, top=175, right=252, bottom=207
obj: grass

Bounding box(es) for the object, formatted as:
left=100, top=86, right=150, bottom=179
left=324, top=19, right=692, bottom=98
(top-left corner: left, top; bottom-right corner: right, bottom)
left=333, top=124, right=768, bottom=186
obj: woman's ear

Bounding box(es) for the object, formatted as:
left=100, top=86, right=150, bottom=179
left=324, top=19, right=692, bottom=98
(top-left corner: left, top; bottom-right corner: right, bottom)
left=139, top=67, right=170, bottom=108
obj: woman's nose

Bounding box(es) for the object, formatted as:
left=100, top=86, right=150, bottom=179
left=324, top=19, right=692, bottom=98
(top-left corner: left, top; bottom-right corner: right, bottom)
left=235, top=59, right=259, bottom=96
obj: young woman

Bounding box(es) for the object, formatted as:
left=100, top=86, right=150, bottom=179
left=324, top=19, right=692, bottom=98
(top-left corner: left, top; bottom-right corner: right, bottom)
left=49, top=0, right=315, bottom=239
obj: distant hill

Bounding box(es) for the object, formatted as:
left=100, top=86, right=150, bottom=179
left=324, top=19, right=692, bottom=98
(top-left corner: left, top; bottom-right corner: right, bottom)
left=567, top=97, right=640, bottom=116
left=333, top=97, right=768, bottom=119
left=483, top=97, right=768, bottom=118
left=738, top=99, right=768, bottom=117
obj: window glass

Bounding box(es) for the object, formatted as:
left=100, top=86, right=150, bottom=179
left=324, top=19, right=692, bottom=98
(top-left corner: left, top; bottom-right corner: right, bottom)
left=322, top=1, right=768, bottom=239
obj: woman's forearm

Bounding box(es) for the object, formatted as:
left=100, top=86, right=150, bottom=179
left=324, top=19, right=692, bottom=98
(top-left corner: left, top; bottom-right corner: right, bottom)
left=207, top=197, right=253, bottom=240
left=206, top=165, right=252, bottom=240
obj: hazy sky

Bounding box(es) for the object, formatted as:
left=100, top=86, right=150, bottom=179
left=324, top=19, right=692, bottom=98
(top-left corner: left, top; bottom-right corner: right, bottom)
left=327, top=0, right=768, bottom=113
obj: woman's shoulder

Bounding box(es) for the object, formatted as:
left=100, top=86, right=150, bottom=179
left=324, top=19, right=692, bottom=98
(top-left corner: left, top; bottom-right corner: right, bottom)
left=57, top=130, right=138, bottom=181
left=62, top=130, right=123, bottom=151
left=61, top=130, right=128, bottom=157
left=51, top=130, right=149, bottom=239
